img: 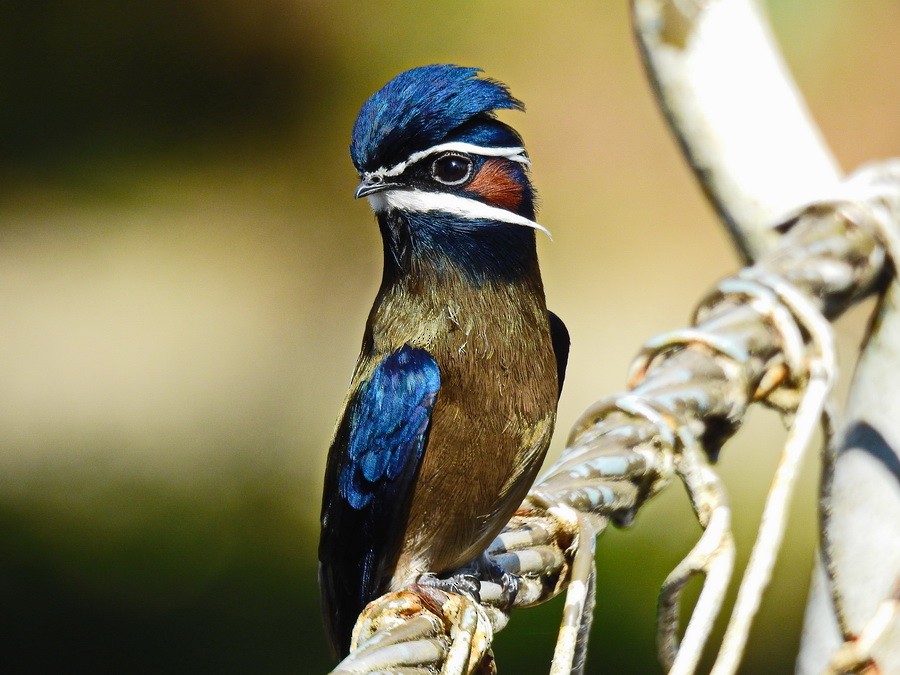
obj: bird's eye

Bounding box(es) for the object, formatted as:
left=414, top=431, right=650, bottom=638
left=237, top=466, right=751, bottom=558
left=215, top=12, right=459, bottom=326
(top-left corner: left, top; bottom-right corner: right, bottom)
left=431, top=154, right=473, bottom=186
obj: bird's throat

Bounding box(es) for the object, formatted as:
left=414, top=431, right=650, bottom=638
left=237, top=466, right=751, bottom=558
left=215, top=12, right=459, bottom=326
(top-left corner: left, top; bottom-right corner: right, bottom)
left=376, top=209, right=541, bottom=289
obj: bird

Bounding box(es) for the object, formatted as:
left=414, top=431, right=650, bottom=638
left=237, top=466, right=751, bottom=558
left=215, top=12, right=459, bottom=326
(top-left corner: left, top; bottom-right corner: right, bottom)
left=318, top=64, right=569, bottom=658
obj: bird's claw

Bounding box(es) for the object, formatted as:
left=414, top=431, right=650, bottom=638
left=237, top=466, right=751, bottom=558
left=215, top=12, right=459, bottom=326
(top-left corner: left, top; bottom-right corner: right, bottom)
left=494, top=569, right=519, bottom=608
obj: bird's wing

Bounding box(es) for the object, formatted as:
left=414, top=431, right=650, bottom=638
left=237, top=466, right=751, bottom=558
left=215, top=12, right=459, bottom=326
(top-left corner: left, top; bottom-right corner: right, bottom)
left=548, top=310, right=570, bottom=398
left=318, top=345, right=441, bottom=656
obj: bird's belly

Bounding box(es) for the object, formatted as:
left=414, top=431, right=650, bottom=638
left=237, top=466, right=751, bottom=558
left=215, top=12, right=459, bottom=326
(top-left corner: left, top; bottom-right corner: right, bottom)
left=389, top=361, right=556, bottom=589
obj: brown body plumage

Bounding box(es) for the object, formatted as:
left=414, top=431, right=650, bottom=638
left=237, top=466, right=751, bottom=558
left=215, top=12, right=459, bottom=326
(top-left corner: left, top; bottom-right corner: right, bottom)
left=359, top=255, right=559, bottom=588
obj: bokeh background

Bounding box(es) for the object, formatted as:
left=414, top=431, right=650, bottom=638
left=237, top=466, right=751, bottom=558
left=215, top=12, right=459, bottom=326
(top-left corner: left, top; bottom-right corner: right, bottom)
left=1, top=1, right=897, bottom=672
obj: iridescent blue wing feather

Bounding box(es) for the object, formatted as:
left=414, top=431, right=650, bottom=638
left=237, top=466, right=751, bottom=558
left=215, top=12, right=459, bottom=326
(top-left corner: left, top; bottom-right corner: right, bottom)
left=318, top=345, right=441, bottom=656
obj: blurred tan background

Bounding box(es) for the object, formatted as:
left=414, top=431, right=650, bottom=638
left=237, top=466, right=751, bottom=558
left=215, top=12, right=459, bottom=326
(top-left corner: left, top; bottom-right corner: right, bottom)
left=1, top=1, right=897, bottom=672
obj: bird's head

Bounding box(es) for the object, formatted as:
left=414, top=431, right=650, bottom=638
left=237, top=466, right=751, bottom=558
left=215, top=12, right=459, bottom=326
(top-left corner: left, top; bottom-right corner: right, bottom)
left=349, top=65, right=548, bottom=263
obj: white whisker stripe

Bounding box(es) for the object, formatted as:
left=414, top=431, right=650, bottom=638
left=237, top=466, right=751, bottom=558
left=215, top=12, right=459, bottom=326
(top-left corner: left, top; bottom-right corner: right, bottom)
left=368, top=189, right=552, bottom=239
left=375, top=143, right=529, bottom=178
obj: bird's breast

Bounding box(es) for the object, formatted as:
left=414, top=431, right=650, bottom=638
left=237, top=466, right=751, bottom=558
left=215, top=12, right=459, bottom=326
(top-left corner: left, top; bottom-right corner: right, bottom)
left=366, top=275, right=559, bottom=586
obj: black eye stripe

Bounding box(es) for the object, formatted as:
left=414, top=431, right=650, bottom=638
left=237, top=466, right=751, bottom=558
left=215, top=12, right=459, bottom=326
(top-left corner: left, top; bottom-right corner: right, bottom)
left=430, top=153, right=474, bottom=186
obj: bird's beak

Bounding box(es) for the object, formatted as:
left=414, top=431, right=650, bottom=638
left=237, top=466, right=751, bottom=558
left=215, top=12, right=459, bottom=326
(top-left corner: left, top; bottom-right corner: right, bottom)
left=355, top=174, right=398, bottom=199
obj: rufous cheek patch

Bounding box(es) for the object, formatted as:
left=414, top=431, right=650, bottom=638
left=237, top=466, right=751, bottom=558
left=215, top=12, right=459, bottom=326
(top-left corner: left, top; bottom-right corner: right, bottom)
left=465, top=159, right=523, bottom=212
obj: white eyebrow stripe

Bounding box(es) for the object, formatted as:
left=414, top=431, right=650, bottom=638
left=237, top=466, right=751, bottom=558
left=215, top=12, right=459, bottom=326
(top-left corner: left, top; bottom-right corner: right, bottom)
left=374, top=143, right=530, bottom=178
left=366, top=188, right=552, bottom=239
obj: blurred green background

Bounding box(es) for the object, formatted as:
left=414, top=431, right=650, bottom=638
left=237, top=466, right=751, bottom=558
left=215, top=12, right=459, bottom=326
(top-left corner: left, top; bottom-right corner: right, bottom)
left=1, top=1, right=897, bottom=672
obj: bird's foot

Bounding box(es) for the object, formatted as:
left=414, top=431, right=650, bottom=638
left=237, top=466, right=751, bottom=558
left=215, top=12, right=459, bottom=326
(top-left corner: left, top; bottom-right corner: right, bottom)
left=469, top=553, right=519, bottom=609
left=416, top=571, right=482, bottom=604
left=417, top=553, right=520, bottom=610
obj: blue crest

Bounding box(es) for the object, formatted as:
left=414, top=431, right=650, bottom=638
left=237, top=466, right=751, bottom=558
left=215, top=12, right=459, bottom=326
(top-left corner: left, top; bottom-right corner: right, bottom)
left=350, top=65, right=524, bottom=174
